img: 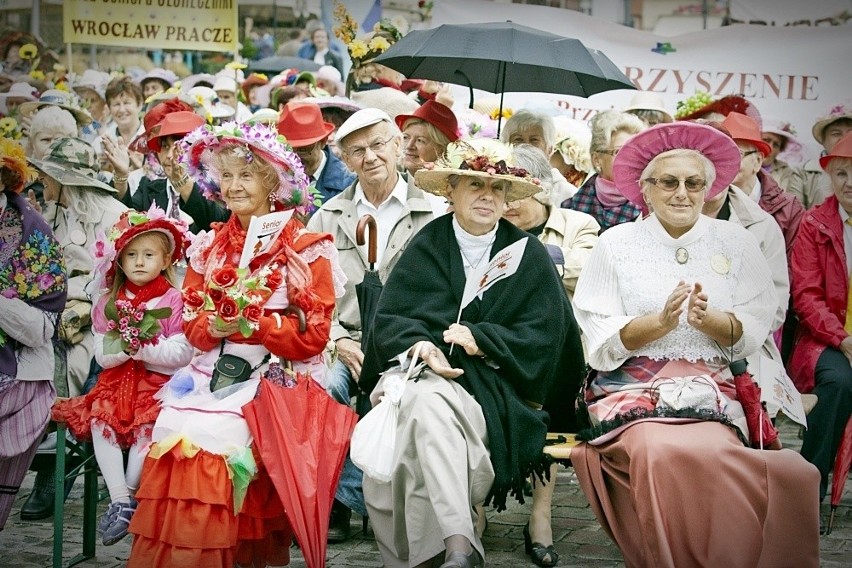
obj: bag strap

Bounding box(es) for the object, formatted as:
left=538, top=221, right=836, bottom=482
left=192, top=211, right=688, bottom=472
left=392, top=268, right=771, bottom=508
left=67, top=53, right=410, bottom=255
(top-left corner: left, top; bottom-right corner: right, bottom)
left=405, top=343, right=424, bottom=380
left=220, top=340, right=271, bottom=373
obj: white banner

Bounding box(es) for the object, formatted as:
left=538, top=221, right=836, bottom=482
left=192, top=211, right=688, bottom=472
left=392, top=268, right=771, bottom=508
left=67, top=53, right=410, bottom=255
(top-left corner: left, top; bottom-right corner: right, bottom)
left=433, top=0, right=852, bottom=162
left=728, top=0, right=852, bottom=26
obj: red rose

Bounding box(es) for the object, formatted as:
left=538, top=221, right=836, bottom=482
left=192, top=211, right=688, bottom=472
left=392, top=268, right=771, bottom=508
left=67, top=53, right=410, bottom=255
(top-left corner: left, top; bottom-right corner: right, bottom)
left=242, top=304, right=263, bottom=323
left=265, top=270, right=284, bottom=290
left=182, top=289, right=205, bottom=310
left=218, top=297, right=240, bottom=322
left=212, top=266, right=238, bottom=289
left=207, top=287, right=224, bottom=306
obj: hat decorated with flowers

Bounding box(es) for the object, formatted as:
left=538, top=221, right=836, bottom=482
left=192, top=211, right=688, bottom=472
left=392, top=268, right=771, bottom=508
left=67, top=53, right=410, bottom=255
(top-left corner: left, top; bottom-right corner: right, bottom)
left=415, top=138, right=542, bottom=202
left=178, top=121, right=313, bottom=212
left=93, top=204, right=190, bottom=290
left=0, top=138, right=37, bottom=194
left=811, top=102, right=852, bottom=145
left=675, top=92, right=762, bottom=128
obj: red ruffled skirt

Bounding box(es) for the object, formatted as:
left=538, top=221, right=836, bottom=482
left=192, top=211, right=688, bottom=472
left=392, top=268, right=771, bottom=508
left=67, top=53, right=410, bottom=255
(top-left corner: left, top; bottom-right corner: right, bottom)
left=52, top=361, right=168, bottom=448
left=127, top=445, right=291, bottom=568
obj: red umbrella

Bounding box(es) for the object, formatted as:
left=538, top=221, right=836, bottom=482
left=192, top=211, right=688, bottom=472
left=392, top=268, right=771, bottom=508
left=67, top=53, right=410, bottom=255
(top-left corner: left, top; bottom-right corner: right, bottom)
left=826, top=416, right=852, bottom=535
left=243, top=377, right=358, bottom=568
left=731, top=360, right=779, bottom=449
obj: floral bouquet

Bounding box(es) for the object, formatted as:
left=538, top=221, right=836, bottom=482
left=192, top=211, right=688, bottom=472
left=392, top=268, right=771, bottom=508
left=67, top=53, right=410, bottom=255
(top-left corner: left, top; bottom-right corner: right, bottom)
left=102, top=298, right=172, bottom=355
left=182, top=265, right=283, bottom=338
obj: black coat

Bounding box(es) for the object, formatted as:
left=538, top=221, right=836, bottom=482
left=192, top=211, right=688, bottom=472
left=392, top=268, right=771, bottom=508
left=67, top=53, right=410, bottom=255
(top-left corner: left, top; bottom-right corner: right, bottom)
left=361, top=215, right=584, bottom=509
left=122, top=177, right=229, bottom=233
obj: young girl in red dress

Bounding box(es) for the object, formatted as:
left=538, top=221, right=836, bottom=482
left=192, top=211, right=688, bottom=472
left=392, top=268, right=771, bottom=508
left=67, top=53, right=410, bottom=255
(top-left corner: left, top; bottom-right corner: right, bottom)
left=53, top=205, right=192, bottom=546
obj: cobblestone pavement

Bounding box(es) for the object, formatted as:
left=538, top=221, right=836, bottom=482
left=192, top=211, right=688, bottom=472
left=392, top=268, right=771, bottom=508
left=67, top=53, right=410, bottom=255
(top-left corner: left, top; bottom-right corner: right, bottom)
left=1, top=416, right=849, bottom=567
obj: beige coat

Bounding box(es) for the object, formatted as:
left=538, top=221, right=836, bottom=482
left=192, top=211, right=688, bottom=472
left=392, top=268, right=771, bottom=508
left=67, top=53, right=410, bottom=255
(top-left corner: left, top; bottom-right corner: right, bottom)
left=306, top=178, right=436, bottom=343
left=539, top=207, right=600, bottom=298
left=42, top=197, right=128, bottom=396
left=788, top=159, right=832, bottom=209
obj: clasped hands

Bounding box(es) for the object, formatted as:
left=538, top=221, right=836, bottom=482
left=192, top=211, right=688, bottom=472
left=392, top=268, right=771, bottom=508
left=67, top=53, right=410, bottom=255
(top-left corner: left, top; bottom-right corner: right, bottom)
left=660, top=280, right=712, bottom=332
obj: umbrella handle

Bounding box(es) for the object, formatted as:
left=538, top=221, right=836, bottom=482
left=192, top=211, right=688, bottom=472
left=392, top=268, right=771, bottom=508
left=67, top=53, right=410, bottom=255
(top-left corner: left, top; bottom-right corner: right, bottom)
left=356, top=214, right=378, bottom=271
left=283, top=305, right=307, bottom=334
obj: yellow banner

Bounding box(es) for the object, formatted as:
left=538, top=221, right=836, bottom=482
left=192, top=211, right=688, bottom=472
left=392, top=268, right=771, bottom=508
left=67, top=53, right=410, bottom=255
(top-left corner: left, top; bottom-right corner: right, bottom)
left=62, top=0, right=238, bottom=52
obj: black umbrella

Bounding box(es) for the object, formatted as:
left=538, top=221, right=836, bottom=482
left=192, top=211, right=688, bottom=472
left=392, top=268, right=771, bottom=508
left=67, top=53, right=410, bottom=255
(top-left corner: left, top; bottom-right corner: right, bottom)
left=355, top=214, right=382, bottom=391
left=372, top=21, right=635, bottom=134
left=247, top=55, right=322, bottom=74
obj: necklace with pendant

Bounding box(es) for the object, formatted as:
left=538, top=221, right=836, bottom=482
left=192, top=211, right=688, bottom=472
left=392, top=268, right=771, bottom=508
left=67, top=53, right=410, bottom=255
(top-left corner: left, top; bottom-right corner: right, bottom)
left=675, top=247, right=689, bottom=264
left=460, top=233, right=497, bottom=271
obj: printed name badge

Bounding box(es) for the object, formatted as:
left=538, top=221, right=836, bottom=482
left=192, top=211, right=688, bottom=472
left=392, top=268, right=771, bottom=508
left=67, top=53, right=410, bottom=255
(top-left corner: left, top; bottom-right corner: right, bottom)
left=711, top=253, right=730, bottom=275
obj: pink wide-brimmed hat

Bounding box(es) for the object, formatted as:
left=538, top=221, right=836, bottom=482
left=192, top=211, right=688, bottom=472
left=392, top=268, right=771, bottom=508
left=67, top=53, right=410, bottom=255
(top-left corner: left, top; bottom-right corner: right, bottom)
left=612, top=122, right=741, bottom=211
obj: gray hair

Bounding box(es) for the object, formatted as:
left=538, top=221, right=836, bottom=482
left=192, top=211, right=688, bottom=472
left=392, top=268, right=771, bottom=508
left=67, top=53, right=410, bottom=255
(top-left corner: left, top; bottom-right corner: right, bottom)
left=29, top=106, right=78, bottom=138
left=61, top=184, right=122, bottom=225
left=500, top=109, right=556, bottom=151
left=511, top=143, right=554, bottom=206
left=589, top=110, right=645, bottom=153
left=447, top=173, right=511, bottom=194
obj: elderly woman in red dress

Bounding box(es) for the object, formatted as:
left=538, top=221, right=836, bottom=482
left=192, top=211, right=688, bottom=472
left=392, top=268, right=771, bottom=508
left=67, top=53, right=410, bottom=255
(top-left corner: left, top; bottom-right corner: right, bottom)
left=787, top=132, right=852, bottom=526
left=127, top=121, right=344, bottom=567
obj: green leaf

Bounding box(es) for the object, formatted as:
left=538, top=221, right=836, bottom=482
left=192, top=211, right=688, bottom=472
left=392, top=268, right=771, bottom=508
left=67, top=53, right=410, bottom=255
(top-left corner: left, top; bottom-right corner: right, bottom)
left=102, top=330, right=126, bottom=355
left=104, top=297, right=118, bottom=321
left=238, top=318, right=253, bottom=338
left=146, top=307, right=173, bottom=320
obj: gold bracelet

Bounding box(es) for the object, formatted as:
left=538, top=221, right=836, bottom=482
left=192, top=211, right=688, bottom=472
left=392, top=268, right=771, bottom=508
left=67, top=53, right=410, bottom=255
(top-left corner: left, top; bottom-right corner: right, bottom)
left=113, top=175, right=128, bottom=184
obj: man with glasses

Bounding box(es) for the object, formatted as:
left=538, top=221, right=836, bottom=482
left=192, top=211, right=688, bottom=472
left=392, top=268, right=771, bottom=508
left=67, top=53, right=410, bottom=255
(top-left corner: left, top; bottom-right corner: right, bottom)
left=306, top=107, right=440, bottom=543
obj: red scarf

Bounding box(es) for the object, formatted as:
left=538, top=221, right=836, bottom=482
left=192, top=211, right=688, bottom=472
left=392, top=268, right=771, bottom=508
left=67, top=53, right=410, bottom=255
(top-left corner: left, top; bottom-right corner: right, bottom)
left=119, top=274, right=172, bottom=306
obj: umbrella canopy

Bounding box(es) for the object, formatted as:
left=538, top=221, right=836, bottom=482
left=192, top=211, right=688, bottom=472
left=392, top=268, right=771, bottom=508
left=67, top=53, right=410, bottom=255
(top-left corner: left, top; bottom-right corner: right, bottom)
left=248, top=56, right=322, bottom=74
left=355, top=214, right=382, bottom=377
left=372, top=21, right=635, bottom=132
left=243, top=378, right=358, bottom=568
left=827, top=416, right=852, bottom=534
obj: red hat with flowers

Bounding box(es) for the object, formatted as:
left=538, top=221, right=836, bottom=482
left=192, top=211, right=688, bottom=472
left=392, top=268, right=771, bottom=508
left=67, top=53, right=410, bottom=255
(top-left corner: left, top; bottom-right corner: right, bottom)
left=676, top=93, right=762, bottom=128
left=92, top=204, right=191, bottom=289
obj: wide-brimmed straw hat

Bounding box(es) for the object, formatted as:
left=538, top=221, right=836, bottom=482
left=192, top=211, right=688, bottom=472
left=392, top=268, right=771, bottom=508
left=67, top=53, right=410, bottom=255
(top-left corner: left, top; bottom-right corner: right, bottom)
left=0, top=138, right=37, bottom=194
left=276, top=101, right=334, bottom=147
left=811, top=102, right=852, bottom=145
left=819, top=131, right=852, bottom=170
left=179, top=121, right=311, bottom=211
left=18, top=89, right=93, bottom=126
left=721, top=112, right=772, bottom=158
left=414, top=138, right=542, bottom=203
left=95, top=204, right=191, bottom=289
left=612, top=122, right=741, bottom=210
left=395, top=100, right=460, bottom=143
left=29, top=137, right=116, bottom=193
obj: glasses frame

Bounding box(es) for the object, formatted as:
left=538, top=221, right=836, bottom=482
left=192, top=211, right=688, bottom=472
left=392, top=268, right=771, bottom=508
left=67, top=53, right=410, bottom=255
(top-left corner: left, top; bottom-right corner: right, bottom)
left=643, top=175, right=708, bottom=193
left=739, top=149, right=759, bottom=159
left=344, top=135, right=396, bottom=160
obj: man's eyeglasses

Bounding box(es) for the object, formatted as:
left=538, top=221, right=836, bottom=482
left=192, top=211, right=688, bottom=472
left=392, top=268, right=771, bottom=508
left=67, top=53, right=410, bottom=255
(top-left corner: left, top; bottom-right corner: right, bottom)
left=739, top=149, right=759, bottom=159
left=644, top=176, right=707, bottom=192
left=344, top=136, right=395, bottom=160
left=596, top=148, right=621, bottom=156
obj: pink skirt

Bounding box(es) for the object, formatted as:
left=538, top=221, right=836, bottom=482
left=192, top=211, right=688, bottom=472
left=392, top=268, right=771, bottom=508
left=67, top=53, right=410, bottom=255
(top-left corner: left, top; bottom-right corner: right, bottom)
left=572, top=420, right=820, bottom=568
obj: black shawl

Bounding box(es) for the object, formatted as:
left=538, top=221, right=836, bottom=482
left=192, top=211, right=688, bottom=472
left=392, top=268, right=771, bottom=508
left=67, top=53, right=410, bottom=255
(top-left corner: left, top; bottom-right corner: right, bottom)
left=361, top=215, right=582, bottom=510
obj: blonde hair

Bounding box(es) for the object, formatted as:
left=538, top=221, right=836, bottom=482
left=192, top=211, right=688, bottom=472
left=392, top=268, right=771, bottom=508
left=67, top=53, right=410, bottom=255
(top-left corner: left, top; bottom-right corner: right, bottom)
left=109, top=231, right=176, bottom=298
left=401, top=117, right=452, bottom=155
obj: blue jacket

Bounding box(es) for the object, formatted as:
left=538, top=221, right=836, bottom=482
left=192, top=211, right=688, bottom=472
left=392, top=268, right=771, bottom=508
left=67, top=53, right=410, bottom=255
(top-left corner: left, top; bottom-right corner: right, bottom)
left=314, top=147, right=356, bottom=205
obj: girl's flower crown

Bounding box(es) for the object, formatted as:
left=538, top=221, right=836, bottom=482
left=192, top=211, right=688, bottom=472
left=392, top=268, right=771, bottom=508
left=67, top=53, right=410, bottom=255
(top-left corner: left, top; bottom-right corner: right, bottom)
left=0, top=138, right=37, bottom=193
left=178, top=121, right=312, bottom=213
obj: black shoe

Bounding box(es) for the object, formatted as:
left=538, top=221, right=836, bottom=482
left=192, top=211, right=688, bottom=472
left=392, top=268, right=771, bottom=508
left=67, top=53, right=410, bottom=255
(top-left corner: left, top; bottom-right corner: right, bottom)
left=327, top=500, right=351, bottom=543
left=20, top=468, right=76, bottom=521
left=523, top=522, right=559, bottom=567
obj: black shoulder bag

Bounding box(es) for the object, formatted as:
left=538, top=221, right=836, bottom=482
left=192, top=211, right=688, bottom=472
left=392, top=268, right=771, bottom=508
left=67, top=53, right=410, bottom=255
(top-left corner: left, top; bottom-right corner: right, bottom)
left=210, top=342, right=271, bottom=392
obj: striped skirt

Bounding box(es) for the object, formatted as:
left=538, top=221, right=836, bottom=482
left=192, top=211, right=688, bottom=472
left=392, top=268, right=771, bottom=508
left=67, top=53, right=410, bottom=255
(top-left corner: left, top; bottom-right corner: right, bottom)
left=0, top=379, right=55, bottom=529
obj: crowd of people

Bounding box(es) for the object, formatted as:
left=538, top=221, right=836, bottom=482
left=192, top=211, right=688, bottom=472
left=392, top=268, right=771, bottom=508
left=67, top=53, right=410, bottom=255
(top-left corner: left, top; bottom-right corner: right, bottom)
left=0, top=11, right=851, bottom=568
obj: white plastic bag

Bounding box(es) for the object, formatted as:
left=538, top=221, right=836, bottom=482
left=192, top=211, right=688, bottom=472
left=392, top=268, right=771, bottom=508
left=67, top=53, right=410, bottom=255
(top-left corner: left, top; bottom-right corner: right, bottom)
left=350, top=345, right=424, bottom=483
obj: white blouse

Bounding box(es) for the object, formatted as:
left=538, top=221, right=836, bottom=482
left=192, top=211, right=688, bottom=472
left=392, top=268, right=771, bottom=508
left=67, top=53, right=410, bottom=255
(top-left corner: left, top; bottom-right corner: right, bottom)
left=573, top=214, right=777, bottom=372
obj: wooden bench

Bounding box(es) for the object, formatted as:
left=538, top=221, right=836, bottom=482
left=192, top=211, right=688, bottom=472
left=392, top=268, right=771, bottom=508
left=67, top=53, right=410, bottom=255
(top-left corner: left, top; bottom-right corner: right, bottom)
left=543, top=432, right=580, bottom=466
